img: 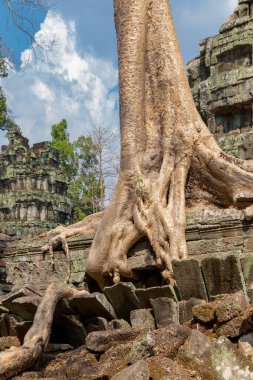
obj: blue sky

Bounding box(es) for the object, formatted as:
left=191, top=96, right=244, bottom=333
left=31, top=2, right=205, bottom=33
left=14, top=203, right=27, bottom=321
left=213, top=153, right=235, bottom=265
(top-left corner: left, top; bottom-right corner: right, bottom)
left=0, top=0, right=238, bottom=145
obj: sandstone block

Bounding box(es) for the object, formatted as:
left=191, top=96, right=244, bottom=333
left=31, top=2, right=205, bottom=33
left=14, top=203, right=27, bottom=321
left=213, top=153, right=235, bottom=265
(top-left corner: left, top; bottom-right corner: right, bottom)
left=85, top=328, right=141, bottom=352
left=69, top=292, right=116, bottom=320
left=60, top=315, right=87, bottom=348
left=201, top=255, right=246, bottom=299
left=172, top=259, right=208, bottom=301
left=153, top=323, right=191, bottom=358
left=192, top=302, right=216, bottom=323
left=108, top=319, right=130, bottom=330
left=179, top=298, right=205, bottom=324
left=211, top=336, right=253, bottom=380
left=85, top=317, right=109, bottom=334
left=215, top=291, right=248, bottom=323
left=147, top=357, right=192, bottom=380
left=0, top=336, right=20, bottom=351
left=111, top=360, right=150, bottom=380
left=151, top=297, right=179, bottom=328
left=104, top=282, right=141, bottom=321
left=130, top=309, right=155, bottom=330
left=216, top=307, right=253, bottom=338
left=135, top=285, right=177, bottom=308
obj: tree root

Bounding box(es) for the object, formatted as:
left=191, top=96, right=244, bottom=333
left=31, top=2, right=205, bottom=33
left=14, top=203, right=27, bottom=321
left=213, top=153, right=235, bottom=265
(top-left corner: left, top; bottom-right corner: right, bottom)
left=41, top=212, right=103, bottom=283
left=0, top=284, right=89, bottom=380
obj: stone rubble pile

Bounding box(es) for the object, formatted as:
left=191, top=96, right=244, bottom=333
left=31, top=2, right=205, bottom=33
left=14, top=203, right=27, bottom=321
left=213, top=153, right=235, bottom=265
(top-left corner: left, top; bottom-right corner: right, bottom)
left=1, top=283, right=253, bottom=379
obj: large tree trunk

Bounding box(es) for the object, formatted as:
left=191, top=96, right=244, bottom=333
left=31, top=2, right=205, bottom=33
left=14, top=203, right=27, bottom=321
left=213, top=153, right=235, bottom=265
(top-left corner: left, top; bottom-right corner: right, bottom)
left=44, top=0, right=253, bottom=289
left=85, top=0, right=253, bottom=288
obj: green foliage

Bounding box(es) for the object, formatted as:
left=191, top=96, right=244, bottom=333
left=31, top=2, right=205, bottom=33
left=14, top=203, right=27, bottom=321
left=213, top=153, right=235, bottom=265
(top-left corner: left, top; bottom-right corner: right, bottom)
left=0, top=42, right=17, bottom=133
left=69, top=135, right=101, bottom=222
left=50, top=119, right=76, bottom=181
left=50, top=121, right=101, bottom=222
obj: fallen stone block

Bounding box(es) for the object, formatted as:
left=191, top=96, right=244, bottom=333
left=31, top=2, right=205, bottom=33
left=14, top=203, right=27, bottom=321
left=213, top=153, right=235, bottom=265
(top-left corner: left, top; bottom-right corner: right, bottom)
left=85, top=328, right=141, bottom=352
left=85, top=317, right=109, bottom=334
left=216, top=307, right=253, bottom=338
left=10, top=296, right=41, bottom=320
left=135, top=285, right=177, bottom=308
left=215, top=291, right=248, bottom=323
left=104, top=282, right=141, bottom=321
left=1, top=288, right=40, bottom=312
left=130, top=309, right=155, bottom=330
left=151, top=297, right=179, bottom=328
left=69, top=292, right=116, bottom=320
left=0, top=313, right=24, bottom=337
left=153, top=323, right=191, bottom=358
left=192, top=302, right=216, bottom=323
left=109, top=319, right=130, bottom=330
left=177, top=330, right=215, bottom=379
left=211, top=336, right=253, bottom=380
left=179, top=298, right=205, bottom=324
left=0, top=336, right=20, bottom=351
left=147, top=357, right=192, bottom=380
left=111, top=360, right=150, bottom=380
left=60, top=315, right=87, bottom=348
left=172, top=259, right=208, bottom=301
left=201, top=255, right=246, bottom=299
left=129, top=331, right=155, bottom=364
left=239, top=333, right=253, bottom=362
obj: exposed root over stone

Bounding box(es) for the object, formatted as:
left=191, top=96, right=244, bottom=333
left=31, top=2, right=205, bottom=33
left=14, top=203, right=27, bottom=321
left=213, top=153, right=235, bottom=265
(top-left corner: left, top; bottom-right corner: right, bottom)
left=0, top=284, right=89, bottom=380
left=41, top=0, right=253, bottom=289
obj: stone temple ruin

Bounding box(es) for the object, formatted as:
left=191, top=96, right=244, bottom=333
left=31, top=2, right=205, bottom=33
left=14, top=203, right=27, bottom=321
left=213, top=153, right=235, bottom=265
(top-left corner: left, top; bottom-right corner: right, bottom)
left=0, top=128, right=73, bottom=238
left=188, top=0, right=253, bottom=160
left=1, top=1, right=253, bottom=379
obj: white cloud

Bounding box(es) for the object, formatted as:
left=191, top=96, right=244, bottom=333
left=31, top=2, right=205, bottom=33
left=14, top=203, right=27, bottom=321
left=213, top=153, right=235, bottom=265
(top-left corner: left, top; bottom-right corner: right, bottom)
left=1, top=11, right=119, bottom=145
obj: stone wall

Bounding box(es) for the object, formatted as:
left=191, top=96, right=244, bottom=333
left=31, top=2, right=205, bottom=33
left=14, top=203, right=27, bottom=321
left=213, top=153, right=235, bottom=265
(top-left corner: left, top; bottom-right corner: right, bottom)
left=0, top=130, right=73, bottom=237
left=2, top=209, right=253, bottom=304
left=187, top=0, right=253, bottom=159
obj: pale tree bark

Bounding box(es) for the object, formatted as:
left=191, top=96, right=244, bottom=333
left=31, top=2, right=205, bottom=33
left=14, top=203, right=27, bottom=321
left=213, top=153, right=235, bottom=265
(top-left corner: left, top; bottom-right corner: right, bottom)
left=45, top=0, right=253, bottom=289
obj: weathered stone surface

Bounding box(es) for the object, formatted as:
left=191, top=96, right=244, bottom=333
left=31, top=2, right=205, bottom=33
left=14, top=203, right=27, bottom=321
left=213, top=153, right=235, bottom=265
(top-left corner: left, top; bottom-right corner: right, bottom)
left=215, top=291, right=248, bottom=323
left=129, top=331, right=155, bottom=364
left=216, top=307, right=253, bottom=338
left=104, top=283, right=141, bottom=321
left=85, top=328, right=141, bottom=353
left=111, top=360, right=150, bottom=380
left=0, top=336, right=20, bottom=351
left=151, top=297, right=179, bottom=328
left=239, top=333, right=253, bottom=361
left=9, top=296, right=41, bottom=320
left=172, top=259, right=208, bottom=301
left=201, top=255, right=246, bottom=298
left=108, top=319, right=130, bottom=330
left=135, top=285, right=177, bottom=308
left=147, top=357, right=192, bottom=380
left=179, top=298, right=205, bottom=324
left=211, top=336, right=253, bottom=380
left=130, top=309, right=155, bottom=330
left=177, top=330, right=215, bottom=379
left=153, top=324, right=191, bottom=358
left=0, top=129, right=73, bottom=238
left=85, top=317, right=109, bottom=334
left=192, top=302, right=216, bottom=323
left=41, top=346, right=97, bottom=379
left=60, top=315, right=87, bottom=348
left=69, top=292, right=116, bottom=320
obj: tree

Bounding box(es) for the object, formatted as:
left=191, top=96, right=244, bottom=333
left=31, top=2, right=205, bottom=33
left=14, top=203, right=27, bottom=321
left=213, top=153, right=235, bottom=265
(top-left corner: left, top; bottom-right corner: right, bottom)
left=50, top=119, right=76, bottom=182
left=1, top=0, right=53, bottom=67
left=0, top=42, right=18, bottom=133
left=70, top=135, right=100, bottom=221
left=89, top=124, right=119, bottom=210
left=2, top=1, right=253, bottom=375
left=44, top=0, right=253, bottom=290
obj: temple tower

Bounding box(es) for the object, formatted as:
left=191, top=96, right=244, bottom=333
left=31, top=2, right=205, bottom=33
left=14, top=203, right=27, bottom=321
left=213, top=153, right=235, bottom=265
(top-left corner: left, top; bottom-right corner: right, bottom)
left=0, top=128, right=73, bottom=237
left=188, top=0, right=253, bottom=159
